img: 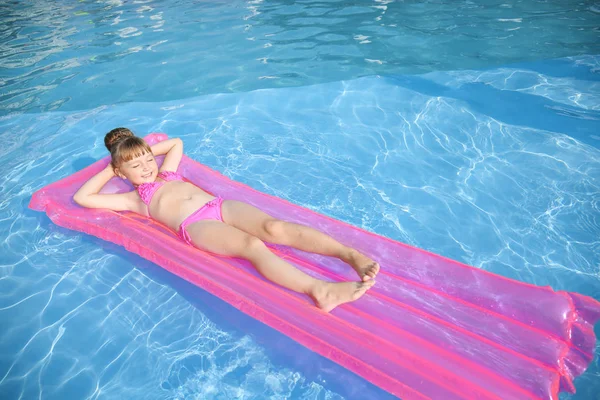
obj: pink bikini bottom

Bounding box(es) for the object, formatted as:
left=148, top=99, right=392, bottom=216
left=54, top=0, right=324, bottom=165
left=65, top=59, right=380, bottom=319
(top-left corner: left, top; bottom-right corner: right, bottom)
left=178, top=196, right=224, bottom=245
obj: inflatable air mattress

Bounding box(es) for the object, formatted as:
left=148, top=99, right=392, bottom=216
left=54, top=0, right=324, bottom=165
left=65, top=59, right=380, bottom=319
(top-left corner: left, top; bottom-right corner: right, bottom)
left=30, top=133, right=600, bottom=400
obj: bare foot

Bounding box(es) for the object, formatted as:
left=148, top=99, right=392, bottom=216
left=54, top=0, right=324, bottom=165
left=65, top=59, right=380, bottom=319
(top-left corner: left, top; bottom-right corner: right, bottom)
left=342, top=248, right=380, bottom=282
left=311, top=280, right=375, bottom=312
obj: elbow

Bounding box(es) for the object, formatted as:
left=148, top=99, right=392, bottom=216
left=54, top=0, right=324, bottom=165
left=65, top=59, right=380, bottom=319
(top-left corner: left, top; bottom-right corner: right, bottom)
left=175, top=137, right=183, bottom=149
left=73, top=193, right=86, bottom=207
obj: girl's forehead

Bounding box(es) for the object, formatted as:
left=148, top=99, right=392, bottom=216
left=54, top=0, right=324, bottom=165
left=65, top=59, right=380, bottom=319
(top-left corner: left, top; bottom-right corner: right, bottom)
left=124, top=152, right=153, bottom=165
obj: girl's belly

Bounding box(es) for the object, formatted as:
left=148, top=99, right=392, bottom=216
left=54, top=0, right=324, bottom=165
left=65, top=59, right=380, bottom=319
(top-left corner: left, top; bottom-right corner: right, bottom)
left=149, top=183, right=216, bottom=230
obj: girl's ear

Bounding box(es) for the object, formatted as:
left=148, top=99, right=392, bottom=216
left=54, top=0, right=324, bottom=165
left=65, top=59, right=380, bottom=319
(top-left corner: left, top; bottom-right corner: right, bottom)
left=114, top=167, right=126, bottom=179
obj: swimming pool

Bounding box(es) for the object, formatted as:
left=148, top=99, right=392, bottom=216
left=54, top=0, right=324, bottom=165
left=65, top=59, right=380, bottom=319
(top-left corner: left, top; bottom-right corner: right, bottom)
left=1, top=1, right=599, bottom=399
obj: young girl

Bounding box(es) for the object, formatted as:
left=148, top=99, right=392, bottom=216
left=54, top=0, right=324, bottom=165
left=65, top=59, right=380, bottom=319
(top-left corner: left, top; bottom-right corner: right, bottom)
left=74, top=128, right=380, bottom=312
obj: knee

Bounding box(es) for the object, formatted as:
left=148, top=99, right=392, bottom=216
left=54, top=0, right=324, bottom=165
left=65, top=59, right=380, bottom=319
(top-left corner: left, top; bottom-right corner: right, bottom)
left=241, top=235, right=266, bottom=255
left=263, top=219, right=285, bottom=241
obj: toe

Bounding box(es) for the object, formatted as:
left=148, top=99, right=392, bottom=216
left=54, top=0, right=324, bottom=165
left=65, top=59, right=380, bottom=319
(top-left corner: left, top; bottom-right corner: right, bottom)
left=372, top=263, right=380, bottom=274
left=363, top=280, right=375, bottom=288
left=366, top=264, right=377, bottom=276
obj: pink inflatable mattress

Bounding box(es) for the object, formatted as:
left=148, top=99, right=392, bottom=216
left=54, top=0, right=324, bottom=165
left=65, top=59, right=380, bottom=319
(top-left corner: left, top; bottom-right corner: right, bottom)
left=30, top=134, right=600, bottom=399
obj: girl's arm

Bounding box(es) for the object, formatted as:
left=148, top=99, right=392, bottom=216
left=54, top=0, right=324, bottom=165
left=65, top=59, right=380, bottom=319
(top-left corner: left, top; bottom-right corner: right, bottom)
left=150, top=138, right=183, bottom=173
left=73, top=164, right=137, bottom=211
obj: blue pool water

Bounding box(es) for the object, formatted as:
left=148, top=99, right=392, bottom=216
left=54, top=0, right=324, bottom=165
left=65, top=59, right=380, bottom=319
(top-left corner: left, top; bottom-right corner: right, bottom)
left=1, top=1, right=599, bottom=399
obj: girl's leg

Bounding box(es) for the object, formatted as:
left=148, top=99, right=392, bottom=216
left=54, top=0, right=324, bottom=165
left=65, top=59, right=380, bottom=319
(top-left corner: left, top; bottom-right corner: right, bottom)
left=185, top=220, right=374, bottom=312
left=221, top=200, right=380, bottom=281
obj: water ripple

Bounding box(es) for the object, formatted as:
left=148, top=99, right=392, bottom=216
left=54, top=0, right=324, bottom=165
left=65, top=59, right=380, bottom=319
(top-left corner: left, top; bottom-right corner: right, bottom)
left=1, top=0, right=599, bottom=115
left=0, top=55, right=598, bottom=399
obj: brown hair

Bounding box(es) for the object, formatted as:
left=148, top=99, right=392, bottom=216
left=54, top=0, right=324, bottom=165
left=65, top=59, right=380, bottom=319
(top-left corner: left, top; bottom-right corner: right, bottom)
left=104, top=127, right=134, bottom=151
left=104, top=127, right=152, bottom=168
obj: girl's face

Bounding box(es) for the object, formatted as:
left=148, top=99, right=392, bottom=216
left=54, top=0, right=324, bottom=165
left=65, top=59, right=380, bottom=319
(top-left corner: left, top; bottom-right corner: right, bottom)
left=115, top=152, right=158, bottom=186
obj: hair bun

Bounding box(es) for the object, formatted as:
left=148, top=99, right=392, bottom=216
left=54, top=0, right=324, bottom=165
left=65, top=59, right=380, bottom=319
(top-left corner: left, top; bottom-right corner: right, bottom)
left=104, top=127, right=135, bottom=152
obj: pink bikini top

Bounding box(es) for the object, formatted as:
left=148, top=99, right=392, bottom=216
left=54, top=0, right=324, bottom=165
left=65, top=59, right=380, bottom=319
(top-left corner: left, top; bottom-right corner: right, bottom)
left=137, top=171, right=184, bottom=205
